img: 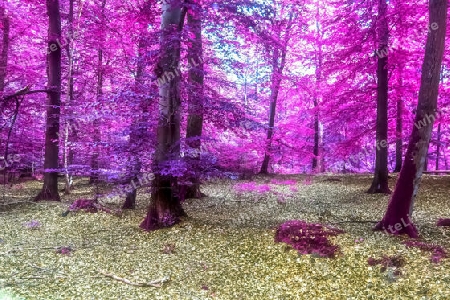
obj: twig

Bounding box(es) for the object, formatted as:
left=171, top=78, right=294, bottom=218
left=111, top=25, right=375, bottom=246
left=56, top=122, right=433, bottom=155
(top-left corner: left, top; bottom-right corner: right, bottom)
left=98, top=269, right=170, bottom=287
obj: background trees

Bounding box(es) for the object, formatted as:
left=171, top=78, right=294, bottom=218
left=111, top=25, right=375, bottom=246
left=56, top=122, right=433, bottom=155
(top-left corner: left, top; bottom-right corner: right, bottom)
left=0, top=0, right=448, bottom=231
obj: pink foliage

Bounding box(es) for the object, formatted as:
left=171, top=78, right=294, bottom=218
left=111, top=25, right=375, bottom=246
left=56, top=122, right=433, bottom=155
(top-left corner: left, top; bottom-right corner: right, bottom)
left=274, top=220, right=344, bottom=258
left=403, top=240, right=447, bottom=263
left=269, top=179, right=297, bottom=185
left=234, top=182, right=272, bottom=194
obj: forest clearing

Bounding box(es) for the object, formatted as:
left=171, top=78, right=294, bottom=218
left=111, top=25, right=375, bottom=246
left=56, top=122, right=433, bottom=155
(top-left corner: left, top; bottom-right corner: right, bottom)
left=1, top=175, right=449, bottom=299
left=1, top=0, right=450, bottom=298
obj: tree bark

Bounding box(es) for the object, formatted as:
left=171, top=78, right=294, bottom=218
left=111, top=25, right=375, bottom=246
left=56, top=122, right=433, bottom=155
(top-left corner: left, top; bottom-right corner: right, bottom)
left=312, top=6, right=323, bottom=173
left=394, top=67, right=403, bottom=173
left=0, top=6, right=9, bottom=92
left=35, top=0, right=62, bottom=202
left=368, top=0, right=390, bottom=194
left=373, top=0, right=447, bottom=238
left=435, top=123, right=441, bottom=170
left=123, top=36, right=147, bottom=209
left=63, top=0, right=75, bottom=194
left=140, top=0, right=186, bottom=231
left=260, top=15, right=293, bottom=174
left=89, top=0, right=106, bottom=185
left=183, top=0, right=205, bottom=199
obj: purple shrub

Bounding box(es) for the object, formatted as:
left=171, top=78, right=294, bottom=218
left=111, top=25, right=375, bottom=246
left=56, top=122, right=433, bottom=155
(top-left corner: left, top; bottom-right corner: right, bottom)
left=403, top=240, right=447, bottom=263
left=274, top=220, right=344, bottom=258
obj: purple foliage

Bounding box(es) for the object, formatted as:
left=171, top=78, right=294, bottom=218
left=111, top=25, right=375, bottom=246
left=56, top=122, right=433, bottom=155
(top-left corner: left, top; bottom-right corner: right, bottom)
left=161, top=213, right=179, bottom=227
left=57, top=246, right=73, bottom=255
left=403, top=240, right=447, bottom=263
left=23, top=220, right=41, bottom=229
left=274, top=220, right=344, bottom=258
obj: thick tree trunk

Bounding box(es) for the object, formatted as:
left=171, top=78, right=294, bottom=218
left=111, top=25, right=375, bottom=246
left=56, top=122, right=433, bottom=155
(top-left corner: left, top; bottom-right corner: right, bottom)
left=140, top=0, right=186, bottom=231
left=394, top=68, right=403, bottom=173
left=374, top=0, right=447, bottom=238
left=35, top=0, right=62, bottom=202
left=184, top=0, right=205, bottom=199
left=368, top=0, right=390, bottom=194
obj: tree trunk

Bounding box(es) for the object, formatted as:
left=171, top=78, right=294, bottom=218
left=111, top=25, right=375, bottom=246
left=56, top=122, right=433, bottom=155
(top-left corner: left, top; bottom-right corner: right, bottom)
left=140, top=0, right=186, bottom=231
left=184, top=0, right=205, bottom=199
left=394, top=67, right=403, bottom=173
left=312, top=6, right=323, bottom=173
left=0, top=6, right=10, bottom=167
left=435, top=123, right=441, bottom=170
left=373, top=0, right=447, bottom=238
left=368, top=0, right=390, bottom=194
left=35, top=0, right=62, bottom=202
left=260, top=15, right=293, bottom=174
left=0, top=6, right=9, bottom=92
left=123, top=37, right=147, bottom=209
left=89, top=0, right=106, bottom=185
left=434, top=66, right=444, bottom=171
left=260, top=48, right=281, bottom=174
left=64, top=0, right=75, bottom=194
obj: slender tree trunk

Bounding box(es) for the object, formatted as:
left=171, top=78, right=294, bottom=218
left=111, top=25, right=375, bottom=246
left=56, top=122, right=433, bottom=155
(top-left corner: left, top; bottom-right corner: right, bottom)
left=140, top=0, right=186, bottom=231
left=374, top=0, right=447, bottom=237
left=394, top=67, right=403, bottom=172
left=122, top=37, right=147, bottom=209
left=183, top=0, right=205, bottom=199
left=260, top=48, right=281, bottom=174
left=0, top=7, right=9, bottom=92
left=89, top=0, right=106, bottom=185
left=35, top=0, right=62, bottom=202
left=444, top=147, right=448, bottom=170
left=64, top=0, right=75, bottom=193
left=312, top=6, right=323, bottom=173
left=368, top=0, right=390, bottom=194
left=435, top=123, right=441, bottom=170
left=260, top=15, right=293, bottom=174
left=435, top=67, right=445, bottom=171
left=0, top=6, right=10, bottom=162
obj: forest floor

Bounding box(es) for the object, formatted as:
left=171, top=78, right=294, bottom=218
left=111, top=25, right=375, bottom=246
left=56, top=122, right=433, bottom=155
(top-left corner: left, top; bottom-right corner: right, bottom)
left=0, top=174, right=449, bottom=299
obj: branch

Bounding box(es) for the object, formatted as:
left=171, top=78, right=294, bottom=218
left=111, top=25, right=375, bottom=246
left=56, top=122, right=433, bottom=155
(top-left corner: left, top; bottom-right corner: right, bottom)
left=98, top=269, right=170, bottom=287
left=1, top=86, right=52, bottom=103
